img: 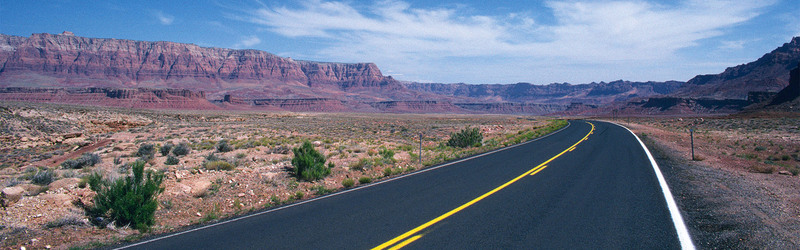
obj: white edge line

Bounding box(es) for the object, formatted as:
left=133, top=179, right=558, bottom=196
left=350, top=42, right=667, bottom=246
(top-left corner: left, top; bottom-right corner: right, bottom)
left=117, top=121, right=572, bottom=249
left=609, top=121, right=695, bottom=250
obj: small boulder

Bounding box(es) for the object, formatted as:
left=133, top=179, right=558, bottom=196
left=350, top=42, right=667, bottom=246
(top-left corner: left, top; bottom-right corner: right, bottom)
left=189, top=180, right=212, bottom=198
left=778, top=170, right=793, bottom=176
left=2, top=186, right=25, bottom=204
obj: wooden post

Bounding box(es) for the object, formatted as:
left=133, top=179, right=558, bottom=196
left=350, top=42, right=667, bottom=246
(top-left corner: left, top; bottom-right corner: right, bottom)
left=690, top=127, right=695, bottom=160
left=419, top=133, right=423, bottom=166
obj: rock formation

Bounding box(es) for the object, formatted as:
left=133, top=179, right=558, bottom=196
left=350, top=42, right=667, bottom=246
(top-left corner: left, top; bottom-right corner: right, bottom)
left=675, top=37, right=800, bottom=99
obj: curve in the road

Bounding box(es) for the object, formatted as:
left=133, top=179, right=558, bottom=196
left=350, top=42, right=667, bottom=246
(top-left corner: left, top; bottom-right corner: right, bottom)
left=373, top=122, right=595, bottom=250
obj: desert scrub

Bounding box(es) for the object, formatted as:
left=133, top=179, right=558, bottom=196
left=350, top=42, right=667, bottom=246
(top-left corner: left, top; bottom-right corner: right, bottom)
left=159, top=143, right=173, bottom=156
left=61, top=153, right=101, bottom=169
left=447, top=127, right=483, bottom=148
left=165, top=155, right=180, bottom=165
left=171, top=143, right=191, bottom=156
left=358, top=176, right=372, bottom=184
left=136, top=144, right=156, bottom=161
left=216, top=140, right=234, bottom=153
left=204, top=160, right=235, bottom=171
left=349, top=158, right=373, bottom=171
left=31, top=169, right=55, bottom=185
left=342, top=178, right=355, bottom=188
left=291, top=141, right=330, bottom=181
left=81, top=160, right=164, bottom=233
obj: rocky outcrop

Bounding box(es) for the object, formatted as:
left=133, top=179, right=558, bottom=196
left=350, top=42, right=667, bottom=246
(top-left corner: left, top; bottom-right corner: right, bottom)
left=768, top=62, right=800, bottom=106
left=0, top=87, right=219, bottom=109
left=675, top=37, right=800, bottom=99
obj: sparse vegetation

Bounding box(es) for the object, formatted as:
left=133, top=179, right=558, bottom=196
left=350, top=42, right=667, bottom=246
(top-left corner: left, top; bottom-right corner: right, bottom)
left=0, top=102, right=572, bottom=248
left=61, top=153, right=101, bottom=169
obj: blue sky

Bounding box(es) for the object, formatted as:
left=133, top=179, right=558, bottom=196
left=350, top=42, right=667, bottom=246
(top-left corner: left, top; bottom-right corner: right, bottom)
left=1, top=0, right=798, bottom=84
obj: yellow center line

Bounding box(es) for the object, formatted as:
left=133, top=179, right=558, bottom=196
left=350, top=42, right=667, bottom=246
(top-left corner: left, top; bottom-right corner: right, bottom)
left=372, top=122, right=596, bottom=250
left=388, top=234, right=424, bottom=250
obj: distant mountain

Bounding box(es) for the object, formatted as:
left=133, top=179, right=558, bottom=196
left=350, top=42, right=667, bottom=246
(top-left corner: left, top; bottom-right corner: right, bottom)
left=673, top=37, right=800, bottom=100
left=406, top=80, right=682, bottom=105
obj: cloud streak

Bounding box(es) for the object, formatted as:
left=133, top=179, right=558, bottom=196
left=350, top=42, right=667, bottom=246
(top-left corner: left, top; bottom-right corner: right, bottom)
left=234, top=35, right=262, bottom=48
left=154, top=10, right=174, bottom=25
left=238, top=0, right=773, bottom=83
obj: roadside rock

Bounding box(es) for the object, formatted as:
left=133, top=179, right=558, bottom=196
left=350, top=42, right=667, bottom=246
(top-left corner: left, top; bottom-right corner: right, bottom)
left=778, top=170, right=792, bottom=176
left=189, top=180, right=212, bottom=198
left=2, top=186, right=25, bottom=204
left=48, top=178, right=80, bottom=191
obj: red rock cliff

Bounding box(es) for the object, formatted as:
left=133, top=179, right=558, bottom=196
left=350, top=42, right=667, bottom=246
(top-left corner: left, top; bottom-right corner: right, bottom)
left=0, top=33, right=394, bottom=92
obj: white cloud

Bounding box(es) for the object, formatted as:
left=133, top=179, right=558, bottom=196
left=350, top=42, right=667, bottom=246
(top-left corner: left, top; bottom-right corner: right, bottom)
left=234, top=36, right=262, bottom=48
left=154, top=10, right=174, bottom=25
left=237, top=0, right=773, bottom=83
left=719, top=40, right=746, bottom=49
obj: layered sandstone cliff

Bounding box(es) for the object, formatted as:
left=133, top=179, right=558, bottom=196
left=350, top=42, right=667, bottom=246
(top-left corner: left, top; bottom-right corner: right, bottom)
left=0, top=33, right=399, bottom=93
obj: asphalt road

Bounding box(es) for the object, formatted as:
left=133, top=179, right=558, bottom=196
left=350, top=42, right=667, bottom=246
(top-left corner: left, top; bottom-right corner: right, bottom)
left=120, top=120, right=690, bottom=249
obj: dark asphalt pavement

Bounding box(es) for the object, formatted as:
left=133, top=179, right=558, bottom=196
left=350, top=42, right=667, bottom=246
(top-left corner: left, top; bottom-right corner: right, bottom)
left=119, top=120, right=684, bottom=249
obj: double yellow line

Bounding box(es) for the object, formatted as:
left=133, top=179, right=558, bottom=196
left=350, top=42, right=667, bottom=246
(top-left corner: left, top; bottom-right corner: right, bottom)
left=374, top=122, right=595, bottom=250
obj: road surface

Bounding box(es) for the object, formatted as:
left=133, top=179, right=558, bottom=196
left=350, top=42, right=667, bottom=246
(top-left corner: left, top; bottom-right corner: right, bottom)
left=119, top=120, right=692, bottom=249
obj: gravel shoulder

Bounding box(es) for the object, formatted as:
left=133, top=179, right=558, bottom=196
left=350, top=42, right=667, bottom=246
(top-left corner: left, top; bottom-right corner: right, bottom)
left=626, top=121, right=800, bottom=249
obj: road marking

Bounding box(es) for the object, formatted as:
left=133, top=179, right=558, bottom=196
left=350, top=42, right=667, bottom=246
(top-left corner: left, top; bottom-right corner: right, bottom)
left=389, top=234, right=423, bottom=250
left=529, top=165, right=548, bottom=175
left=610, top=121, right=695, bottom=250
left=373, top=122, right=595, bottom=250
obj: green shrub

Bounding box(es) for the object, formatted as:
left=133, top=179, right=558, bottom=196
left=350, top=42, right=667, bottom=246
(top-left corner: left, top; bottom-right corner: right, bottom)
left=291, top=141, right=330, bottom=181
left=136, top=144, right=156, bottom=160
left=378, top=148, right=395, bottom=160
left=358, top=176, right=372, bottom=184
left=447, top=127, right=483, bottom=148
left=216, top=140, right=233, bottom=153
left=342, top=178, right=355, bottom=188
left=312, top=185, right=334, bottom=195
left=159, top=144, right=173, bottom=156
left=165, top=155, right=180, bottom=165
left=171, top=143, right=191, bottom=156
left=82, top=161, right=164, bottom=233
left=61, top=153, right=101, bottom=169
left=383, top=167, right=393, bottom=177
left=294, top=191, right=304, bottom=200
